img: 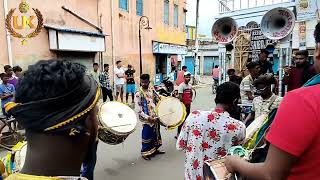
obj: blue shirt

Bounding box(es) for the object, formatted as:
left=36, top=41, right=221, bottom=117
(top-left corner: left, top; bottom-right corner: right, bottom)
left=0, top=83, right=15, bottom=108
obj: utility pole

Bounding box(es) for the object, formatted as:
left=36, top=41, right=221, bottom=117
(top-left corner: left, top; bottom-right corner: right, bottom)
left=193, top=0, right=200, bottom=85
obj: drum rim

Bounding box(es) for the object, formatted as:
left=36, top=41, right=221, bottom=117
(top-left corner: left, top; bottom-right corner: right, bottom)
left=155, top=97, right=187, bottom=130
left=98, top=101, right=137, bottom=136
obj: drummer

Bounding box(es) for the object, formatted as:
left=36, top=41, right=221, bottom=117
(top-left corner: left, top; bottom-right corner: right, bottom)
left=244, top=74, right=282, bottom=126
left=224, top=21, right=320, bottom=180
left=135, top=74, right=165, bottom=161
left=5, top=60, right=99, bottom=180
left=176, top=71, right=193, bottom=138
left=176, top=82, right=245, bottom=180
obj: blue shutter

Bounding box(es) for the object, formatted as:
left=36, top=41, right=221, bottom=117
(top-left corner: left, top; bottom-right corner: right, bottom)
left=174, top=4, right=178, bottom=27
left=136, top=0, right=143, bottom=16
left=119, top=0, right=128, bottom=11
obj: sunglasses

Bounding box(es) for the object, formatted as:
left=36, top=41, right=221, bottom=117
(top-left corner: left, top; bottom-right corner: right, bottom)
left=253, top=86, right=267, bottom=92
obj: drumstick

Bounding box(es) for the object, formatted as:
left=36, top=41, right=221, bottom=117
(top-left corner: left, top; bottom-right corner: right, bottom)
left=158, top=112, right=174, bottom=118
left=109, top=123, right=132, bottom=128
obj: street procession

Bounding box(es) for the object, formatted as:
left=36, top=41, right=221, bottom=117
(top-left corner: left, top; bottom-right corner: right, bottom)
left=0, top=0, right=319, bottom=179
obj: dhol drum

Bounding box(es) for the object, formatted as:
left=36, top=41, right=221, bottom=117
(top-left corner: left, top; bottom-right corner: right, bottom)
left=2, top=141, right=27, bottom=175
left=155, top=97, right=186, bottom=130
left=98, top=102, right=137, bottom=145
left=203, top=159, right=239, bottom=180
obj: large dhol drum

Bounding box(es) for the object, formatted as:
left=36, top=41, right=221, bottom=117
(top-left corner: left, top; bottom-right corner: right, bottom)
left=2, top=141, right=27, bottom=175
left=156, top=97, right=186, bottom=130
left=98, top=102, right=137, bottom=145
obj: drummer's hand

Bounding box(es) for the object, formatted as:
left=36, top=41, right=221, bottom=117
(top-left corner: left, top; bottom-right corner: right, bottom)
left=224, top=156, right=240, bottom=174
left=148, top=116, right=156, bottom=123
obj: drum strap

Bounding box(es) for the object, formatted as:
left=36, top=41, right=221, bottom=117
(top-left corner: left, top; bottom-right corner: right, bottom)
left=139, top=87, right=155, bottom=116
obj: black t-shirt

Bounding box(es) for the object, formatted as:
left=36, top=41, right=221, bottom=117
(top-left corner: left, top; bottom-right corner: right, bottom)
left=229, top=75, right=242, bottom=85
left=125, top=69, right=135, bottom=84
left=259, top=61, right=273, bottom=74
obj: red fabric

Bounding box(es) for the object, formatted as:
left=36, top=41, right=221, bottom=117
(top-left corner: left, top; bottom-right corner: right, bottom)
left=182, top=89, right=193, bottom=105
left=285, top=66, right=317, bottom=91
left=212, top=68, right=219, bottom=79
left=266, top=85, right=320, bottom=180
left=176, top=71, right=185, bottom=86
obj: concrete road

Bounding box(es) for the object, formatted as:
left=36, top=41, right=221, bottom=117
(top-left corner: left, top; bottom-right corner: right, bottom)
left=95, top=86, right=215, bottom=180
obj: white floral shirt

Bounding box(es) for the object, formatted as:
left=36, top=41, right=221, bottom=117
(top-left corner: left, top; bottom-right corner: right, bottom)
left=176, top=108, right=246, bottom=180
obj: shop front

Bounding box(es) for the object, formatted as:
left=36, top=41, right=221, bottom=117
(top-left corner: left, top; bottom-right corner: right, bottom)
left=152, top=41, right=187, bottom=85
left=45, top=25, right=106, bottom=72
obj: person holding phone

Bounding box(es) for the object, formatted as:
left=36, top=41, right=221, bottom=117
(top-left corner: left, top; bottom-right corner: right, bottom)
left=283, top=50, right=317, bottom=91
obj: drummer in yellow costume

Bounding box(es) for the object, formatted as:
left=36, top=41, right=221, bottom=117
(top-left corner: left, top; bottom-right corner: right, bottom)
left=5, top=60, right=100, bottom=180
left=135, top=74, right=165, bottom=161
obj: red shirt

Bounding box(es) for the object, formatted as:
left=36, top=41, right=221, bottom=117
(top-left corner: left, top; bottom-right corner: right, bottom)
left=266, top=85, right=320, bottom=180
left=176, top=71, right=185, bottom=86
left=284, top=66, right=317, bottom=91
left=212, top=68, right=219, bottom=79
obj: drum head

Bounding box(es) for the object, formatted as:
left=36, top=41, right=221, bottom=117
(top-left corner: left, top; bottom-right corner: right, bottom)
left=156, top=97, right=186, bottom=129
left=99, top=102, right=137, bottom=134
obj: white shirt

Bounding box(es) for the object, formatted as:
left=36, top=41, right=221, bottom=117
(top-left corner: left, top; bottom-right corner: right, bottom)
left=114, top=67, right=125, bottom=85
left=240, top=75, right=254, bottom=104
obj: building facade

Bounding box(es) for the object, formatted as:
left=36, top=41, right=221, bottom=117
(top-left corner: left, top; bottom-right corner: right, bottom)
left=186, top=25, right=219, bottom=76
left=0, top=0, right=187, bottom=83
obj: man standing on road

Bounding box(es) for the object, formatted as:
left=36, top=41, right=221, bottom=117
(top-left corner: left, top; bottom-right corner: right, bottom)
left=99, top=64, right=113, bottom=102
left=90, top=63, right=100, bottom=84
left=114, top=61, right=125, bottom=102
left=212, top=65, right=220, bottom=85
left=283, top=50, right=317, bottom=92
left=135, top=74, right=165, bottom=161
left=224, top=21, right=320, bottom=180
left=125, top=65, right=136, bottom=104
left=176, top=66, right=188, bottom=86
left=177, top=82, right=245, bottom=180
left=240, top=61, right=261, bottom=104
left=176, top=72, right=193, bottom=138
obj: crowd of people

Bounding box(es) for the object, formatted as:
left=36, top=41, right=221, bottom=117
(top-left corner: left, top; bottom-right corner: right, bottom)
left=0, top=21, right=318, bottom=180
left=176, top=22, right=320, bottom=180
left=0, top=65, right=22, bottom=119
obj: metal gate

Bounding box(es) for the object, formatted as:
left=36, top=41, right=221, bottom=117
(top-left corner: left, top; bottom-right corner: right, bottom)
left=185, top=56, right=195, bottom=75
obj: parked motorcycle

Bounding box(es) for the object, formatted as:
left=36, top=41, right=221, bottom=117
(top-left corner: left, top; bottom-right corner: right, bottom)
left=154, top=77, right=174, bottom=97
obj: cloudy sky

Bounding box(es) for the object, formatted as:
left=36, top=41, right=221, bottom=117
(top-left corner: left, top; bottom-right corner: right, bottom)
left=186, top=0, right=292, bottom=37
left=186, top=0, right=218, bottom=37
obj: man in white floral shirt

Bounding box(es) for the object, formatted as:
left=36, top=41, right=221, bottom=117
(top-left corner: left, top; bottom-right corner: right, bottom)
left=177, top=82, right=246, bottom=180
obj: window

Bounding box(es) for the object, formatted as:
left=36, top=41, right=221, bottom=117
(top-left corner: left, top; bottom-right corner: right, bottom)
left=174, top=4, right=179, bottom=28
left=163, top=0, right=169, bottom=25
left=119, top=0, right=128, bottom=11
left=136, top=0, right=143, bottom=16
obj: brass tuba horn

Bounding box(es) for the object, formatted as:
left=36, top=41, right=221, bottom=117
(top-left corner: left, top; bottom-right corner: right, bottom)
left=261, top=7, right=295, bottom=40
left=211, top=17, right=238, bottom=44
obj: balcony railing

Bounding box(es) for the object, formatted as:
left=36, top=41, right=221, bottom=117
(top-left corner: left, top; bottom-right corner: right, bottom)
left=218, top=0, right=293, bottom=14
